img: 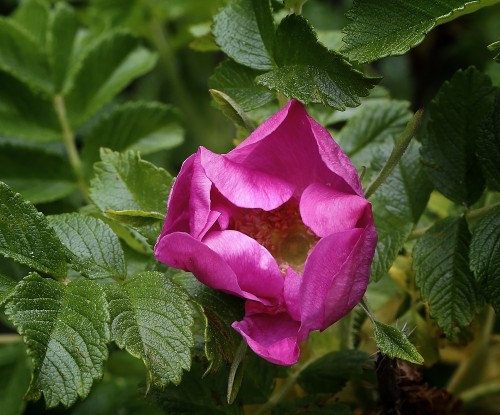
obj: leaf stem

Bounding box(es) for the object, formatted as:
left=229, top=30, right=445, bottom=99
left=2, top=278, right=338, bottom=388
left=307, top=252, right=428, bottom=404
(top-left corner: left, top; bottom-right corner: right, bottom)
left=359, top=295, right=377, bottom=326
left=0, top=334, right=21, bottom=344
left=364, top=109, right=423, bottom=199
left=53, top=94, right=89, bottom=201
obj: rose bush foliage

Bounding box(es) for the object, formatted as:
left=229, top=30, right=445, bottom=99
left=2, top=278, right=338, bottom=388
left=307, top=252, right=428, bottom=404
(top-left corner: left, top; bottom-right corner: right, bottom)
left=155, top=100, right=377, bottom=365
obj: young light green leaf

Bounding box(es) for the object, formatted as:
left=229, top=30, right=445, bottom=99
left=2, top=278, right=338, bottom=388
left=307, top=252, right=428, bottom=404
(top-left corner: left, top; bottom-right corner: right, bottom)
left=12, top=0, right=49, bottom=47
left=489, top=39, right=500, bottom=62
left=470, top=206, right=500, bottom=312
left=0, top=72, right=60, bottom=143
left=81, top=102, right=183, bottom=177
left=0, top=343, right=31, bottom=415
left=65, top=31, right=157, bottom=127
left=104, top=210, right=164, bottom=227
left=373, top=321, right=423, bottom=364
left=0, top=182, right=67, bottom=279
left=341, top=0, right=498, bottom=63
left=210, top=89, right=256, bottom=132
left=104, top=271, right=194, bottom=386
left=421, top=68, right=495, bottom=205
left=209, top=60, right=274, bottom=111
left=47, top=3, right=80, bottom=93
left=256, top=15, right=378, bottom=110
left=0, top=145, right=76, bottom=204
left=0, top=274, right=16, bottom=306
left=90, top=149, right=172, bottom=215
left=297, top=350, right=371, bottom=394
left=476, top=91, right=500, bottom=190
left=413, top=217, right=481, bottom=337
left=48, top=213, right=127, bottom=280
left=213, top=0, right=275, bottom=70
left=0, top=19, right=52, bottom=94
left=172, top=272, right=244, bottom=374
left=4, top=273, right=110, bottom=408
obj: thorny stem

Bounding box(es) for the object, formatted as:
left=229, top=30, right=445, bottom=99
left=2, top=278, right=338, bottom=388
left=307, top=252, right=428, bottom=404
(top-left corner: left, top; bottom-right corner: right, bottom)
left=364, top=109, right=423, bottom=199
left=53, top=95, right=89, bottom=202
left=447, top=307, right=496, bottom=394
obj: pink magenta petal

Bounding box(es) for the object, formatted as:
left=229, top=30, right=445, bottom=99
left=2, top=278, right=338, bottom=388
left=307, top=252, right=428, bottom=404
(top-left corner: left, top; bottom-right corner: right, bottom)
left=203, top=230, right=284, bottom=302
left=199, top=147, right=294, bottom=210
left=232, top=312, right=301, bottom=365
left=299, top=225, right=377, bottom=332
left=155, top=232, right=273, bottom=305
left=225, top=100, right=361, bottom=197
left=300, top=183, right=372, bottom=237
left=284, top=267, right=302, bottom=321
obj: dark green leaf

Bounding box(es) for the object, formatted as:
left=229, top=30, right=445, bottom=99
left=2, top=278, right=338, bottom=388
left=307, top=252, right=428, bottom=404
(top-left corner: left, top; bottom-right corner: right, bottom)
left=0, top=343, right=31, bottom=415
left=0, top=145, right=76, bottom=204
left=421, top=67, right=495, bottom=205
left=48, top=213, right=126, bottom=280
left=489, top=39, right=500, bottom=63
left=470, top=206, right=500, bottom=312
left=413, top=217, right=481, bottom=337
left=476, top=90, right=500, bottom=191
left=0, top=182, right=67, bottom=279
left=65, top=31, right=157, bottom=127
left=90, top=149, right=172, bottom=214
left=373, top=321, right=424, bottom=364
left=4, top=273, right=110, bottom=408
left=81, top=102, right=183, bottom=177
left=213, top=0, right=275, bottom=70
left=104, top=271, right=194, bottom=386
left=171, top=272, right=244, bottom=374
left=0, top=19, right=51, bottom=94
left=274, top=398, right=353, bottom=415
left=47, top=3, right=80, bottom=93
left=12, top=0, right=49, bottom=47
left=209, top=60, right=274, bottom=111
left=0, top=274, right=16, bottom=305
left=298, top=349, right=372, bottom=394
left=341, top=0, right=496, bottom=63
left=104, top=210, right=164, bottom=227
left=256, top=15, right=377, bottom=110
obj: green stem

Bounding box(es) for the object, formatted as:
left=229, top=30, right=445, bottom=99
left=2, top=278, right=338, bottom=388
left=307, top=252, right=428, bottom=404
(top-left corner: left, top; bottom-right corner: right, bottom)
left=53, top=94, right=88, bottom=201
left=0, top=334, right=21, bottom=344
left=277, top=92, right=290, bottom=108
left=447, top=307, right=496, bottom=394
left=460, top=380, right=500, bottom=406
left=359, top=296, right=377, bottom=326
left=364, top=109, right=423, bottom=199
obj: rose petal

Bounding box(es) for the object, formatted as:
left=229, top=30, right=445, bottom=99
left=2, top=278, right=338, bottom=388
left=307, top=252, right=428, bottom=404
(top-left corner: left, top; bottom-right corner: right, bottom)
left=232, top=311, right=301, bottom=365
left=300, top=183, right=372, bottom=237
left=299, top=225, right=377, bottom=332
left=203, top=230, right=284, bottom=302
left=154, top=232, right=272, bottom=304
left=284, top=267, right=302, bottom=321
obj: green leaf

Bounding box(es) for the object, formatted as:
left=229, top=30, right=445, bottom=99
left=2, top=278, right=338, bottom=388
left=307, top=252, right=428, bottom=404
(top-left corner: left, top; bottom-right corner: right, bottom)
left=90, top=149, right=172, bottom=214
left=470, top=206, right=500, bottom=312
left=47, top=3, right=80, bottom=93
left=0, top=274, right=16, bottom=305
left=12, top=0, right=49, bottom=47
left=209, top=60, right=274, bottom=111
left=0, top=182, right=67, bottom=279
left=341, top=0, right=498, bottom=63
left=209, top=89, right=256, bottom=132
left=104, top=271, right=194, bottom=386
left=172, top=272, right=244, bottom=374
left=256, top=15, right=377, bottom=110
left=413, top=217, right=481, bottom=337
left=0, top=72, right=60, bottom=143
left=65, top=31, right=157, bottom=127
left=104, top=210, right=165, bottom=227
left=297, top=350, right=372, bottom=394
left=0, top=145, right=76, bottom=204
left=0, top=19, right=52, bottom=94
left=213, top=0, right=275, bottom=70
left=81, top=102, right=183, bottom=177
left=0, top=343, right=31, bottom=415
left=476, top=90, right=500, bottom=191
left=373, top=321, right=424, bottom=364
left=48, top=213, right=127, bottom=280
left=421, top=68, right=495, bottom=205
left=489, top=39, right=500, bottom=62
left=4, top=273, right=110, bottom=408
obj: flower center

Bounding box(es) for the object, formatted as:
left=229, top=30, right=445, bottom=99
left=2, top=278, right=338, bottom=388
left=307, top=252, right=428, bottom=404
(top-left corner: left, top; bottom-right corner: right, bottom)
left=231, top=200, right=318, bottom=275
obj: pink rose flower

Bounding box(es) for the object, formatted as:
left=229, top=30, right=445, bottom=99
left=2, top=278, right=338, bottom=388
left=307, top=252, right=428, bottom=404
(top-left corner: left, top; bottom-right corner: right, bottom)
left=155, top=100, right=377, bottom=365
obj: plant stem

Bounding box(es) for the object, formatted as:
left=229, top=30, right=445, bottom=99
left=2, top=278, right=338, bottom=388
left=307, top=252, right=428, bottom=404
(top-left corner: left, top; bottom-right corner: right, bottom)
left=53, top=94, right=89, bottom=201
left=447, top=307, right=496, bottom=394
left=364, top=109, right=423, bottom=199
left=0, top=334, right=21, bottom=344
left=460, top=380, right=500, bottom=406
